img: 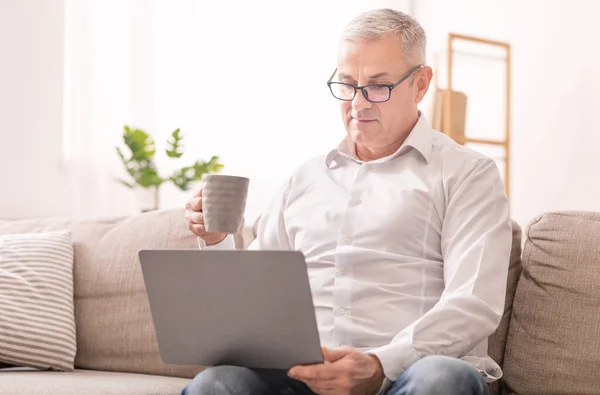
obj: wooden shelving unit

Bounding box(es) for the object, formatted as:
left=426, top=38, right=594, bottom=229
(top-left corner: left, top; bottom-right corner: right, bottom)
left=436, top=33, right=512, bottom=197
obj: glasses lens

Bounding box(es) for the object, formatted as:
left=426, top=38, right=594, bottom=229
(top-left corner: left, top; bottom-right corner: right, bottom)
left=364, top=86, right=390, bottom=102
left=330, top=83, right=355, bottom=100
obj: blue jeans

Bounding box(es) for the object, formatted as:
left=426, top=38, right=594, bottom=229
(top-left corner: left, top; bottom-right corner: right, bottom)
left=181, top=355, right=490, bottom=395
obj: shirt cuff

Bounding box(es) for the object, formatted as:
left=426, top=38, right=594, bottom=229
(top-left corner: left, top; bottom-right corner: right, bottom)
left=368, top=331, right=424, bottom=383
left=196, top=234, right=235, bottom=250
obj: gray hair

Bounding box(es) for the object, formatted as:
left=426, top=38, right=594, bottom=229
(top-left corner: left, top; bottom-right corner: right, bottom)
left=342, top=8, right=426, bottom=66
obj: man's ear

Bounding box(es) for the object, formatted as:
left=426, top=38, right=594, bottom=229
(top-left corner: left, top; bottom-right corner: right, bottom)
left=415, top=66, right=433, bottom=104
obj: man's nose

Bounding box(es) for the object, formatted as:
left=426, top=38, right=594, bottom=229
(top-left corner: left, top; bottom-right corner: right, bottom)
left=352, top=88, right=372, bottom=111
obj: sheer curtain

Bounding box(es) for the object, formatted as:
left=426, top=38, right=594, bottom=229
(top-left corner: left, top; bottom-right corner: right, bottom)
left=63, top=0, right=153, bottom=217
left=63, top=0, right=412, bottom=221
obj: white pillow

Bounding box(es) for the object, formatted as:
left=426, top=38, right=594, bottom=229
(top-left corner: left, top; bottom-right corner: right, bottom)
left=0, top=230, right=76, bottom=371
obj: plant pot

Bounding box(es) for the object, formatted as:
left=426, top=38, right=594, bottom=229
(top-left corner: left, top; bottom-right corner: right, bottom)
left=135, top=187, right=159, bottom=213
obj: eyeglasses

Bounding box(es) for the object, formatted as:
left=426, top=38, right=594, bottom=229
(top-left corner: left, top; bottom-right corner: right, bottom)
left=327, top=64, right=424, bottom=103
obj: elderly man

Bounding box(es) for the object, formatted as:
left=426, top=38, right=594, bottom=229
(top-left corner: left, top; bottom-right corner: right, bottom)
left=183, top=8, right=511, bottom=395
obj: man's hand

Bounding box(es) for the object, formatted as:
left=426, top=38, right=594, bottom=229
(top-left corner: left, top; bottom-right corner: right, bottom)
left=185, top=188, right=227, bottom=246
left=287, top=346, right=385, bottom=395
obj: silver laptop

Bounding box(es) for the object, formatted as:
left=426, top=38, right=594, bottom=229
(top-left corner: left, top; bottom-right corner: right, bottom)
left=138, top=249, right=324, bottom=370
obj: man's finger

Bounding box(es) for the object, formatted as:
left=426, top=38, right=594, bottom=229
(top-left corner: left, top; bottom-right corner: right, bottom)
left=322, top=346, right=353, bottom=363
left=186, top=211, right=204, bottom=225
left=189, top=197, right=202, bottom=212
left=288, top=364, right=336, bottom=381
left=193, top=188, right=202, bottom=198
left=188, top=222, right=206, bottom=237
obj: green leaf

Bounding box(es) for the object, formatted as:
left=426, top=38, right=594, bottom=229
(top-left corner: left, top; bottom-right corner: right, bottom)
left=122, top=126, right=155, bottom=162
left=115, top=147, right=128, bottom=164
left=203, top=156, right=224, bottom=174
left=129, top=129, right=149, bottom=147
left=168, top=164, right=193, bottom=191
left=138, top=169, right=163, bottom=188
left=116, top=178, right=135, bottom=189
left=166, top=128, right=183, bottom=159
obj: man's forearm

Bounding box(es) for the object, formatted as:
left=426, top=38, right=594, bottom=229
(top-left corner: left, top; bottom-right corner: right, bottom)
left=368, top=293, right=502, bottom=382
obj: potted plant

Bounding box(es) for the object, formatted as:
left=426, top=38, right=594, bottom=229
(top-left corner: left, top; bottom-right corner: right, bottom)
left=115, top=125, right=223, bottom=211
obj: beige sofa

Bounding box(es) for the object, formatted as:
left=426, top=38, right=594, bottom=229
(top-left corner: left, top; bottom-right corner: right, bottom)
left=0, top=208, right=598, bottom=395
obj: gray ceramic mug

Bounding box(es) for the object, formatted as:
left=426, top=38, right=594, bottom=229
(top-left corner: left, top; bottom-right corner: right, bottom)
left=202, top=174, right=249, bottom=234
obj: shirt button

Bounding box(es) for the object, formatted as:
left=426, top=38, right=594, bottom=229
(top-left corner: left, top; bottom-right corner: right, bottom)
left=343, top=237, right=352, bottom=244
left=350, top=198, right=361, bottom=205
left=338, top=308, right=346, bottom=315
left=340, top=269, right=347, bottom=275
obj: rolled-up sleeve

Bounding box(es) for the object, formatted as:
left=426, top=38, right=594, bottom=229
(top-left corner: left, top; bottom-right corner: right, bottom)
left=246, top=177, right=293, bottom=251
left=196, top=234, right=235, bottom=250
left=369, top=158, right=512, bottom=382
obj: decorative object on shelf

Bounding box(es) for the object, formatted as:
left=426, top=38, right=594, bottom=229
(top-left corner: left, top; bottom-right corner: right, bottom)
left=432, top=88, right=468, bottom=141
left=433, top=33, right=511, bottom=198
left=115, top=126, right=223, bottom=212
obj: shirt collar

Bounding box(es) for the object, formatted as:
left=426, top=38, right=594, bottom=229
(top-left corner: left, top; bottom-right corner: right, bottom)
left=325, top=113, right=433, bottom=168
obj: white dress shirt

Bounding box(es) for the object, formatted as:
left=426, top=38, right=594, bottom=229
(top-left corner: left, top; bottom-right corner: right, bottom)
left=200, top=114, right=512, bottom=389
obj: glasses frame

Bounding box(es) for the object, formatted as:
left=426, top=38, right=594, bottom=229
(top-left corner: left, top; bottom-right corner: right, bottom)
left=326, top=64, right=425, bottom=103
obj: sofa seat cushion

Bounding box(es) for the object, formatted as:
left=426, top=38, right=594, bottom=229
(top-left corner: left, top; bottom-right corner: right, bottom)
left=503, top=212, right=600, bottom=395
left=0, top=369, right=191, bottom=395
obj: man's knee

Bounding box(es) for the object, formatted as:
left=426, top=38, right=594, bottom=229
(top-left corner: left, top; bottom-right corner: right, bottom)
left=183, top=366, right=261, bottom=395
left=394, top=355, right=488, bottom=395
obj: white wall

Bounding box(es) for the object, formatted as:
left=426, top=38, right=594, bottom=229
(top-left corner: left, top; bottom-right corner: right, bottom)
left=414, top=0, right=600, bottom=227
left=151, top=0, right=414, bottom=225
left=0, top=0, right=414, bottom=222
left=0, top=0, right=71, bottom=219
left=3, top=0, right=600, bottom=227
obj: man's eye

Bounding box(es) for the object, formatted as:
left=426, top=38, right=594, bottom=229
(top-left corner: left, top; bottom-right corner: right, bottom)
left=339, top=85, right=355, bottom=93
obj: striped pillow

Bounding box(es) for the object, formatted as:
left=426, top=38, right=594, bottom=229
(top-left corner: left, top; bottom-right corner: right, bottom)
left=0, top=230, right=76, bottom=371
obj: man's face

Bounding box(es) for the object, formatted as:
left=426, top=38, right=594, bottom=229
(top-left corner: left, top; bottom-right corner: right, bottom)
left=336, top=35, right=429, bottom=152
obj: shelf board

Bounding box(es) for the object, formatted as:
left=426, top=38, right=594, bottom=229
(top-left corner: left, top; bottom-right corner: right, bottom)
left=457, top=137, right=507, bottom=146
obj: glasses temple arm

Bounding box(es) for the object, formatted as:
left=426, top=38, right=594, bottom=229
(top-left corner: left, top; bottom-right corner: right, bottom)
left=327, top=68, right=338, bottom=82
left=391, top=64, right=425, bottom=88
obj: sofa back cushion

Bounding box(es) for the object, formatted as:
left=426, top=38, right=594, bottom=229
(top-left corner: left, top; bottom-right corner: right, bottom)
left=502, top=212, right=600, bottom=395
left=0, top=208, right=205, bottom=378
left=487, top=220, right=522, bottom=395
